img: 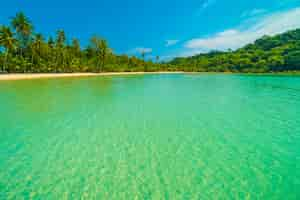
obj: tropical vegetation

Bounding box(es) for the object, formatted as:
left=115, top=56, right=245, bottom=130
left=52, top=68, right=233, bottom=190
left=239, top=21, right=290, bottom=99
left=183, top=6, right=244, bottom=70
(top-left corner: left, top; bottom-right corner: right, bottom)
left=170, top=29, right=300, bottom=72
left=1, top=12, right=300, bottom=73
left=0, top=12, right=172, bottom=73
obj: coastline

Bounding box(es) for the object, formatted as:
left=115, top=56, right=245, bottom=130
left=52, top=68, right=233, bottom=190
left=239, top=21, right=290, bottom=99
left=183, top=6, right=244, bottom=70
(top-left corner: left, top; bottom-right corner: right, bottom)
left=0, top=72, right=183, bottom=81
left=1, top=71, right=300, bottom=81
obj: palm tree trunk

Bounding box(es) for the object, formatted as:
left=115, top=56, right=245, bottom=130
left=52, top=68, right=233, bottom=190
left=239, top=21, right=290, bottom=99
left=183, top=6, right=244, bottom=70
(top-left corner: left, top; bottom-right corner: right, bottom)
left=98, top=61, right=101, bottom=72
left=102, top=55, right=105, bottom=72
left=96, top=56, right=100, bottom=72
left=31, top=51, right=34, bottom=72
left=100, top=53, right=105, bottom=72
left=20, top=46, right=23, bottom=58
left=55, top=51, right=58, bottom=73
left=3, top=50, right=8, bottom=73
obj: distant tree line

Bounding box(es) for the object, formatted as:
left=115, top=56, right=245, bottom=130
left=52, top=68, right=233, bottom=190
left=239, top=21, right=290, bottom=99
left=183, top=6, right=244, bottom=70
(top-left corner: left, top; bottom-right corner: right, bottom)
left=1, top=12, right=300, bottom=73
left=170, top=29, right=300, bottom=72
left=0, top=12, right=174, bottom=73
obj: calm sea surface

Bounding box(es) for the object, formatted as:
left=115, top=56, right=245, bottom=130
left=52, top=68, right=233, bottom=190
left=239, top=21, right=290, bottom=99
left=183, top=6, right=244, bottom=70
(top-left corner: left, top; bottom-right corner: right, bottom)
left=0, top=74, right=299, bottom=199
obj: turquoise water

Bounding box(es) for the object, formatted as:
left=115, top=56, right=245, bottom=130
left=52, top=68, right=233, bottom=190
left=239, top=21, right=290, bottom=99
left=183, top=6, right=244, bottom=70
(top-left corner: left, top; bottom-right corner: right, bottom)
left=0, top=74, right=299, bottom=199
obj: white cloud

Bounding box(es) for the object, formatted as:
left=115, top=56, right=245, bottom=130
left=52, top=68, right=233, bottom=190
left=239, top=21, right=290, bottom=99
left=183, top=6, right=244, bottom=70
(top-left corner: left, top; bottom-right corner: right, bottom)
left=129, top=47, right=152, bottom=54
left=165, top=40, right=179, bottom=47
left=183, top=7, right=300, bottom=55
left=185, top=29, right=245, bottom=50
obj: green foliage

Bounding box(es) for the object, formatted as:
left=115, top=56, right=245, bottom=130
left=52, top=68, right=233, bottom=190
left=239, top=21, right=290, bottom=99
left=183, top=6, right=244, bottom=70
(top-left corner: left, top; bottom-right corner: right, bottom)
left=284, top=51, right=300, bottom=70
left=1, top=12, right=300, bottom=73
left=170, top=29, right=300, bottom=72
left=10, top=12, right=33, bottom=57
left=1, top=12, right=170, bottom=73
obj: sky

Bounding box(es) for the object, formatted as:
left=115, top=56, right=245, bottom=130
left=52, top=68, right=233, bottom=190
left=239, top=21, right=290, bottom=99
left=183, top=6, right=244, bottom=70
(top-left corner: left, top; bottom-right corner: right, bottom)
left=1, top=0, right=300, bottom=60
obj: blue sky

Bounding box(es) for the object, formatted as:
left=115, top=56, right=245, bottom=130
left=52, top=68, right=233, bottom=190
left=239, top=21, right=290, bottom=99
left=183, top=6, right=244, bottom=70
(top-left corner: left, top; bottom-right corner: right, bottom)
left=1, top=0, right=300, bottom=60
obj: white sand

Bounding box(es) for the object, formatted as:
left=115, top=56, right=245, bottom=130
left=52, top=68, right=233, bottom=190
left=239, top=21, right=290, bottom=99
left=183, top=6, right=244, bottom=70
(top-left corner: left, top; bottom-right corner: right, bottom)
left=0, top=72, right=183, bottom=81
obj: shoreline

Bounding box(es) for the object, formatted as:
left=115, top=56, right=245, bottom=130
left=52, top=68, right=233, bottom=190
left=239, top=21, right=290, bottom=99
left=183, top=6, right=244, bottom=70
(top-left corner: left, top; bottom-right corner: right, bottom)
left=1, top=71, right=299, bottom=81
left=0, top=72, right=183, bottom=81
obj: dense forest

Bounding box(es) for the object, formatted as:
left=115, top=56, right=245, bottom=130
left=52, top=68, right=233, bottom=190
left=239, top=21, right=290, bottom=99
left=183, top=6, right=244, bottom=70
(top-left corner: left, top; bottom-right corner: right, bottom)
left=1, top=12, right=300, bottom=73
left=171, top=29, right=300, bottom=72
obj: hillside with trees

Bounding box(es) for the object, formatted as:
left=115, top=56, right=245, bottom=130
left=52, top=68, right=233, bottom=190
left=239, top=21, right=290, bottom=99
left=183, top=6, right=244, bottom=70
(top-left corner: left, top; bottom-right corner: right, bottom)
left=170, top=29, right=300, bottom=72
left=1, top=12, right=300, bottom=73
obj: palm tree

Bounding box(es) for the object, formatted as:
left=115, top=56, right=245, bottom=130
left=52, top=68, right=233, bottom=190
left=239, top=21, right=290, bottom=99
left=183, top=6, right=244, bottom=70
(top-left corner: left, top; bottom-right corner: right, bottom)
left=71, top=38, right=81, bottom=57
left=90, top=36, right=99, bottom=70
left=90, top=36, right=110, bottom=72
left=141, top=51, right=148, bottom=71
left=11, top=12, right=33, bottom=57
left=156, top=55, right=160, bottom=63
left=55, top=30, right=66, bottom=71
left=56, top=30, right=66, bottom=48
left=141, top=51, right=145, bottom=61
left=34, top=33, right=44, bottom=56
left=47, top=36, right=54, bottom=48
left=0, top=26, right=16, bottom=72
left=99, top=39, right=109, bottom=71
left=30, top=33, right=44, bottom=70
left=47, top=36, right=55, bottom=69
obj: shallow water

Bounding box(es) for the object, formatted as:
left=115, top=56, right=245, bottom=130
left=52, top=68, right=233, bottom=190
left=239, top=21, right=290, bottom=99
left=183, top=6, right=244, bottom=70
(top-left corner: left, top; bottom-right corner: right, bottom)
left=0, top=74, right=299, bottom=199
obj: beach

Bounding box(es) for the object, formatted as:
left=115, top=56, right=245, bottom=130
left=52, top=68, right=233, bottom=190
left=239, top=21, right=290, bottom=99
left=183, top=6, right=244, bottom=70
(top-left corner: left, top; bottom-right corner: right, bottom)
left=0, top=72, right=183, bottom=81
